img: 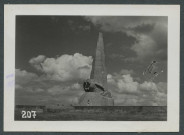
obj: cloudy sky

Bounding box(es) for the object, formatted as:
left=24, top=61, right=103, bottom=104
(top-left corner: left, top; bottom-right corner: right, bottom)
left=15, top=16, right=167, bottom=106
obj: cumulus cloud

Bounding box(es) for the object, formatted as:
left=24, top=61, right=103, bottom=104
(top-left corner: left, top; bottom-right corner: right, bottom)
left=108, top=73, right=139, bottom=94
left=16, top=52, right=93, bottom=106
left=29, top=53, right=93, bottom=82
left=43, top=83, right=83, bottom=106
left=15, top=68, right=83, bottom=105
left=157, top=82, right=167, bottom=94
left=139, top=81, right=158, bottom=92
left=107, top=72, right=167, bottom=106
left=15, top=69, right=38, bottom=85
left=15, top=68, right=167, bottom=106
left=47, top=83, right=82, bottom=96
left=29, top=55, right=46, bottom=71
left=47, top=85, right=68, bottom=96
left=117, top=74, right=139, bottom=94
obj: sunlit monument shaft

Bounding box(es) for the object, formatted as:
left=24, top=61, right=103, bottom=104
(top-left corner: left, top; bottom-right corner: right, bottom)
left=79, top=33, right=114, bottom=106
left=90, top=32, right=107, bottom=90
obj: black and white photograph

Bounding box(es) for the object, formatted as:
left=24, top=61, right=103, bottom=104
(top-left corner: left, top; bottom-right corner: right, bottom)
left=4, top=5, right=180, bottom=132
left=14, top=15, right=168, bottom=121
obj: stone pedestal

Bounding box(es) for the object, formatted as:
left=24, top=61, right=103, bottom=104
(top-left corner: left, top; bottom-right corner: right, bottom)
left=79, top=92, right=114, bottom=106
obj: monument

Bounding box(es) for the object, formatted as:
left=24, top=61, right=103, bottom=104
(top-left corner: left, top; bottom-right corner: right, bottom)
left=78, top=32, right=114, bottom=106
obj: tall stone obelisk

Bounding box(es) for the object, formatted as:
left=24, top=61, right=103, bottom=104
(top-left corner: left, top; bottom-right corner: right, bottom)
left=79, top=33, right=114, bottom=106
left=90, top=32, right=107, bottom=90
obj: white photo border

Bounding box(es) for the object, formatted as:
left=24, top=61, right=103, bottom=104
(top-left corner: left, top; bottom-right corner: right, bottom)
left=4, top=5, right=180, bottom=132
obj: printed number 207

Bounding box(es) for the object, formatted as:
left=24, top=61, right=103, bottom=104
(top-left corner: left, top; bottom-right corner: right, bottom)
left=21, top=111, right=36, bottom=119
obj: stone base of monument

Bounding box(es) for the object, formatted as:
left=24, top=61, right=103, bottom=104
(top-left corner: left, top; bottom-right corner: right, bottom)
left=79, top=92, right=114, bottom=106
